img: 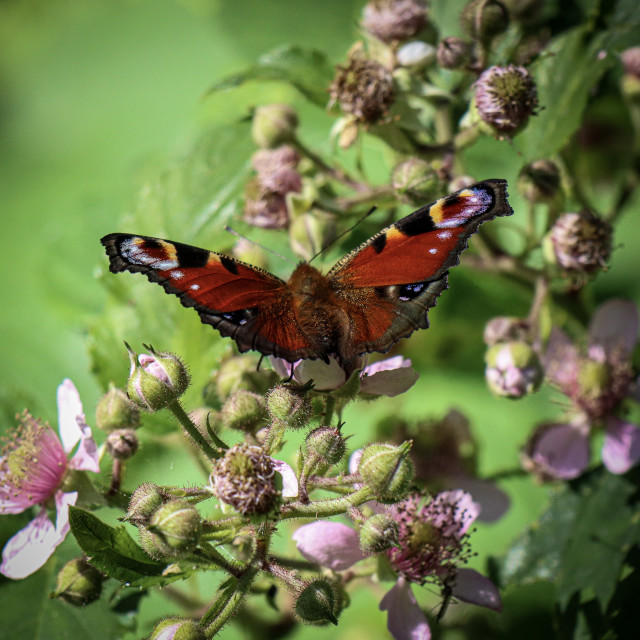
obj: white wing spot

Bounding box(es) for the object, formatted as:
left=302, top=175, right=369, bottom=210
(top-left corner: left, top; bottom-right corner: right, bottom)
left=190, top=284, right=200, bottom=291
left=171, top=270, right=184, bottom=280
left=437, top=230, right=452, bottom=240
left=429, top=248, right=437, bottom=254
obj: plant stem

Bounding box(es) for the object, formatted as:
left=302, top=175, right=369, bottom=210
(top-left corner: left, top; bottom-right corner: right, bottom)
left=281, top=486, right=374, bottom=519
left=167, top=400, right=219, bottom=459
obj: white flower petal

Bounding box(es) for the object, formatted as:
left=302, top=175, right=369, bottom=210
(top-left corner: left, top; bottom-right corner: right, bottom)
left=360, top=357, right=419, bottom=397
left=271, top=459, right=298, bottom=498
left=293, top=521, right=366, bottom=570
left=451, top=568, right=502, bottom=612
left=68, top=418, right=100, bottom=473
left=379, top=578, right=431, bottom=640
left=57, top=379, right=85, bottom=453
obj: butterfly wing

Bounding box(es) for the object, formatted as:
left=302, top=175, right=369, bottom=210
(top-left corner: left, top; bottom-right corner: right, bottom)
left=327, top=179, right=513, bottom=361
left=100, top=234, right=318, bottom=362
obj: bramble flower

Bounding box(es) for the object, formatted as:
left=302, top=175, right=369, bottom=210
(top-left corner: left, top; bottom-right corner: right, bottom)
left=269, top=355, right=418, bottom=396
left=485, top=341, right=543, bottom=398
left=293, top=491, right=501, bottom=640
left=0, top=380, right=100, bottom=579
left=525, top=299, right=640, bottom=479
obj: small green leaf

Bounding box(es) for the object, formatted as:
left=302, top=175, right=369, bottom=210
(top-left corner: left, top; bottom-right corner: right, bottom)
left=68, top=507, right=191, bottom=587
left=207, top=44, right=334, bottom=107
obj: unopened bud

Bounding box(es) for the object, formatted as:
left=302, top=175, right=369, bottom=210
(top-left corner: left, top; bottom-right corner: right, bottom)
left=302, top=426, right=347, bottom=475
left=221, top=390, right=267, bottom=433
left=517, top=159, right=561, bottom=204
left=206, top=355, right=278, bottom=403
left=359, top=513, right=399, bottom=553
left=289, top=208, right=337, bottom=261
left=483, top=316, right=531, bottom=345
left=51, top=558, right=104, bottom=606
left=266, top=383, right=313, bottom=430
left=128, top=482, right=166, bottom=526
left=105, top=428, right=139, bottom=460
left=437, top=37, right=472, bottom=70
left=143, top=500, right=201, bottom=558
left=396, top=41, right=436, bottom=68
left=252, top=104, right=299, bottom=149
left=461, top=0, right=509, bottom=41
left=149, top=617, right=206, bottom=640
left=358, top=441, right=414, bottom=502
left=392, top=158, right=441, bottom=205
left=295, top=578, right=342, bottom=626
left=361, top=0, right=428, bottom=44
left=95, top=384, right=140, bottom=431
left=126, top=345, right=189, bottom=412
left=485, top=341, right=543, bottom=398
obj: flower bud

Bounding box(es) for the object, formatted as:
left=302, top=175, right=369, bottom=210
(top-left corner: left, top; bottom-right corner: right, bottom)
left=358, top=441, right=414, bottom=502
left=266, top=383, right=313, bottom=430
left=149, top=617, right=206, bottom=640
left=359, top=513, right=399, bottom=553
left=126, top=345, right=190, bottom=412
left=212, top=443, right=278, bottom=515
left=95, top=384, right=140, bottom=431
left=483, top=316, right=531, bottom=345
left=329, top=56, right=395, bottom=124
left=485, top=341, right=543, bottom=398
left=206, top=355, right=278, bottom=403
left=105, top=428, right=139, bottom=460
left=51, top=558, right=104, bottom=606
left=221, top=390, right=267, bottom=433
left=361, top=0, right=428, bottom=44
left=289, top=208, right=337, bottom=261
left=437, top=37, right=472, bottom=70
left=143, top=499, right=201, bottom=558
left=243, top=178, right=290, bottom=229
left=251, top=104, right=299, bottom=149
left=392, top=158, right=441, bottom=205
left=548, top=211, right=612, bottom=273
left=396, top=41, right=436, bottom=68
left=517, top=159, right=561, bottom=204
left=475, top=64, right=538, bottom=136
left=302, top=426, right=347, bottom=475
left=128, top=482, right=166, bottom=526
left=295, top=578, right=342, bottom=626
left=461, top=0, right=509, bottom=42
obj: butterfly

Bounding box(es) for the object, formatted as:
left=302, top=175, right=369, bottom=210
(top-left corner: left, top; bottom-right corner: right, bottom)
left=101, top=179, right=512, bottom=375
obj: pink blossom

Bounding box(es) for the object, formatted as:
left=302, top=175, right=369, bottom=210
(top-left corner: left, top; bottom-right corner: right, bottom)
left=0, top=379, right=100, bottom=579
left=271, top=458, right=298, bottom=498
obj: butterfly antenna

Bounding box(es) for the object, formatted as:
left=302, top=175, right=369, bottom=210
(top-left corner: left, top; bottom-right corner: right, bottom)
left=308, top=206, right=378, bottom=264
left=224, top=226, right=297, bottom=265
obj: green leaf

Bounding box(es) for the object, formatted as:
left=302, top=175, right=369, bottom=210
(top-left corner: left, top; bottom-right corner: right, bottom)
left=68, top=507, right=192, bottom=588
left=207, top=44, right=334, bottom=107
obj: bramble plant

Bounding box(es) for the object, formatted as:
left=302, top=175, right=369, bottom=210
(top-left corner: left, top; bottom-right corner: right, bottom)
left=2, top=1, right=640, bottom=639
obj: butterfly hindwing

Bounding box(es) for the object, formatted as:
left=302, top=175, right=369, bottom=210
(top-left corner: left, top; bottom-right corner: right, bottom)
left=100, top=233, right=318, bottom=361
left=327, top=180, right=513, bottom=359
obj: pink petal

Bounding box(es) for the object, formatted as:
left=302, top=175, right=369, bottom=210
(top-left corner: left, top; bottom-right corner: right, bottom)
left=447, top=476, right=510, bottom=523
left=544, top=328, right=579, bottom=390
left=602, top=417, right=640, bottom=474
left=156, top=624, right=181, bottom=640
left=57, top=379, right=85, bottom=453
left=271, top=459, right=298, bottom=498
left=451, top=568, right=502, bottom=612
left=431, top=490, right=480, bottom=536
left=360, top=357, right=419, bottom=397
left=295, top=359, right=347, bottom=391
left=293, top=521, right=366, bottom=570
left=68, top=418, right=100, bottom=473
left=529, top=422, right=590, bottom=480
left=348, top=449, right=363, bottom=475
left=0, top=491, right=76, bottom=580
left=379, top=578, right=431, bottom=640
left=589, top=299, right=639, bottom=356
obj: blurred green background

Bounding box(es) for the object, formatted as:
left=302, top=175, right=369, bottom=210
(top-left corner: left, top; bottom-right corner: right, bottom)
left=1, top=1, right=639, bottom=638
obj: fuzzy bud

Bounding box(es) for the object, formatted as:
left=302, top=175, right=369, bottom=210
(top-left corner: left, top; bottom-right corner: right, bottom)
left=126, top=345, right=189, bottom=412
left=221, top=390, right=267, bottom=433
left=51, top=558, right=104, bottom=606
left=206, top=356, right=278, bottom=403
left=461, top=0, right=509, bottom=41
left=358, top=441, right=414, bottom=502
left=359, top=513, right=399, bottom=553
left=251, top=104, right=299, bottom=149
left=517, top=160, right=561, bottom=204
left=483, top=316, right=531, bottom=345
left=392, top=158, right=441, bottom=204
left=437, top=37, right=472, bottom=70
left=295, top=578, right=342, bottom=626
left=149, top=618, right=206, bottom=640
left=144, top=500, right=201, bottom=558
left=475, top=64, right=538, bottom=135
left=212, top=443, right=278, bottom=515
left=302, top=426, right=347, bottom=475
left=396, top=41, right=436, bottom=68
left=548, top=211, right=612, bottom=273
left=485, top=341, right=543, bottom=398
left=105, top=428, right=139, bottom=460
left=266, top=383, right=313, bottom=430
left=128, top=483, right=166, bottom=526
left=329, top=57, right=395, bottom=124
left=289, top=208, right=337, bottom=262
left=95, top=384, right=140, bottom=431
left=361, top=0, right=428, bottom=44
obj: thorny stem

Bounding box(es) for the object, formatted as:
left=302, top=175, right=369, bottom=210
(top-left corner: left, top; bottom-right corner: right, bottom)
left=167, top=400, right=219, bottom=459
left=281, top=486, right=374, bottom=519
left=195, top=543, right=247, bottom=577
left=108, top=459, right=124, bottom=496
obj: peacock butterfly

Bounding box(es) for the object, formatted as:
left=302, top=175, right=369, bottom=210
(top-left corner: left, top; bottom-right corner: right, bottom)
left=101, top=179, right=512, bottom=374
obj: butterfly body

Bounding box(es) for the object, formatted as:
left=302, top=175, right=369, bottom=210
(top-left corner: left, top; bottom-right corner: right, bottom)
left=102, top=179, right=513, bottom=373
